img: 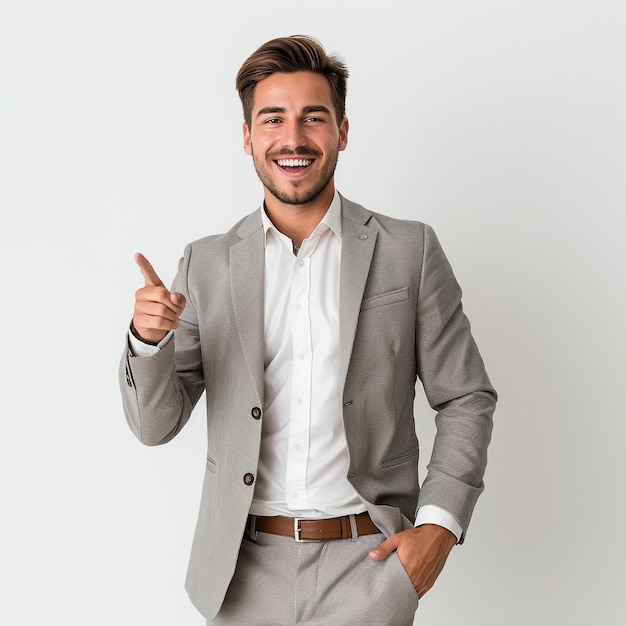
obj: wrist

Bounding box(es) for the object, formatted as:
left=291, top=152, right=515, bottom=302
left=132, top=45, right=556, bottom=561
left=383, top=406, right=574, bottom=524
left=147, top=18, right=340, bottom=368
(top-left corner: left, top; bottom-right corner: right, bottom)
left=130, top=321, right=164, bottom=346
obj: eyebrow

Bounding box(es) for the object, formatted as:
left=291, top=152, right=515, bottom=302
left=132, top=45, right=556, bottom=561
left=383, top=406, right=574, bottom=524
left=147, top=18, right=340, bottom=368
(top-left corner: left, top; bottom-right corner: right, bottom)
left=255, top=105, right=332, bottom=118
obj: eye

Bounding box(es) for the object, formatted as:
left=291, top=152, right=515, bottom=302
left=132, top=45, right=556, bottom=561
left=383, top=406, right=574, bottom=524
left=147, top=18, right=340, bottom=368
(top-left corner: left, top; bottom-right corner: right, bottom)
left=305, top=116, right=325, bottom=123
left=263, top=117, right=282, bottom=125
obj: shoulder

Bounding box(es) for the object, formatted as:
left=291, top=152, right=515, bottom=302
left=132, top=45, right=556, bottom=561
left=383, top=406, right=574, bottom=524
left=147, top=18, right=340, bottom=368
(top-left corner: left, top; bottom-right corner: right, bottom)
left=184, top=208, right=263, bottom=256
left=340, top=194, right=435, bottom=242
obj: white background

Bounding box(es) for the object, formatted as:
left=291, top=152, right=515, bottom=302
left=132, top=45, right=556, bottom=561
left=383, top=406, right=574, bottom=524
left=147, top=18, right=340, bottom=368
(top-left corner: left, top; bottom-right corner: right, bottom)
left=1, top=1, right=625, bottom=624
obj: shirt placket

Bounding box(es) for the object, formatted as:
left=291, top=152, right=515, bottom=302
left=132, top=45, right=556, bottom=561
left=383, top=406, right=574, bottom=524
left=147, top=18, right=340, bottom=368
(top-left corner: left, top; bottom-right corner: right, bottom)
left=284, top=235, right=320, bottom=509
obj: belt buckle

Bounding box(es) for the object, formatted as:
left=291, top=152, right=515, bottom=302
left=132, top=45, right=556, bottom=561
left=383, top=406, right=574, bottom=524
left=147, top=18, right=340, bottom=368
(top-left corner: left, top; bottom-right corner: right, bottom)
left=293, top=518, right=323, bottom=543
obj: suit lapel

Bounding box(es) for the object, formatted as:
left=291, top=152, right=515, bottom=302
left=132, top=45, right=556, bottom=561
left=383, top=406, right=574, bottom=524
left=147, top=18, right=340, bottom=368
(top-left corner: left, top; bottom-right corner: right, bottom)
left=227, top=199, right=377, bottom=400
left=339, top=196, right=377, bottom=389
left=230, top=210, right=265, bottom=403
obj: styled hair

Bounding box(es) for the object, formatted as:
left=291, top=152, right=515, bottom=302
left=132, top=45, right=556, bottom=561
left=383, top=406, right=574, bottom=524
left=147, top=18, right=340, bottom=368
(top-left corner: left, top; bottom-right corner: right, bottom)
left=235, top=35, right=349, bottom=127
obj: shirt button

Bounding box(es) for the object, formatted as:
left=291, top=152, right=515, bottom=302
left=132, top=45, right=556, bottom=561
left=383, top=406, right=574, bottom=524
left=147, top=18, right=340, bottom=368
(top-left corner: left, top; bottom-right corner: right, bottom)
left=295, top=304, right=302, bottom=311
left=251, top=407, right=262, bottom=420
left=243, top=473, right=255, bottom=486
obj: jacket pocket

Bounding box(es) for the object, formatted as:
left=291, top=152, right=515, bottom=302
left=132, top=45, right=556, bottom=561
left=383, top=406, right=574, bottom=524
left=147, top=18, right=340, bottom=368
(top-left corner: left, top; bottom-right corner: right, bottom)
left=382, top=444, right=419, bottom=468
left=360, top=287, right=410, bottom=312
left=206, top=455, right=217, bottom=474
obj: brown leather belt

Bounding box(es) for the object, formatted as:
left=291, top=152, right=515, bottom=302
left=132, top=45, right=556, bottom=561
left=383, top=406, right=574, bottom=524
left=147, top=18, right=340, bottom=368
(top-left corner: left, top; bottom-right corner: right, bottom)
left=247, top=512, right=380, bottom=542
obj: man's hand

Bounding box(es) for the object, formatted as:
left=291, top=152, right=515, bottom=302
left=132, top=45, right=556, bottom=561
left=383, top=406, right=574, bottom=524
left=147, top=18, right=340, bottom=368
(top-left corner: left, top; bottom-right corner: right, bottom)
left=132, top=253, right=186, bottom=345
left=368, top=524, right=457, bottom=598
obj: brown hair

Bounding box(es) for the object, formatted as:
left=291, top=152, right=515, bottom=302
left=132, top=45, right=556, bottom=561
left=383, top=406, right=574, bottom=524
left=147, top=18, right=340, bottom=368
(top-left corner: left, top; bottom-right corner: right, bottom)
left=236, top=35, right=349, bottom=127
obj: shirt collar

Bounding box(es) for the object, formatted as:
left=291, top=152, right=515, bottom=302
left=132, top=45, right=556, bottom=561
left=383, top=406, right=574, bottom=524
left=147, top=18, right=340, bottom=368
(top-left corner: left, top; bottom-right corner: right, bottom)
left=261, top=190, right=342, bottom=242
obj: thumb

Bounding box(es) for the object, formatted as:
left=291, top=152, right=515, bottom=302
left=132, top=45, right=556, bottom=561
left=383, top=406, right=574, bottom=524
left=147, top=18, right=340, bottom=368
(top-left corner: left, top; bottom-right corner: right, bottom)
left=369, top=534, right=400, bottom=561
left=170, top=292, right=185, bottom=307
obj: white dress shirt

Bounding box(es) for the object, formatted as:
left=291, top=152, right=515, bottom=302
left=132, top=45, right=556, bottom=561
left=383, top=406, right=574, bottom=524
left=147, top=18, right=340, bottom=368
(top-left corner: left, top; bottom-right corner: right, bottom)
left=128, top=191, right=462, bottom=539
left=250, top=191, right=364, bottom=518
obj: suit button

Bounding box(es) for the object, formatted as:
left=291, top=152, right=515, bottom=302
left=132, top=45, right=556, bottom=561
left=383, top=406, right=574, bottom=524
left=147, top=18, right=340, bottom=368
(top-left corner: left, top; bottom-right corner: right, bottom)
left=251, top=407, right=262, bottom=420
left=243, top=473, right=255, bottom=486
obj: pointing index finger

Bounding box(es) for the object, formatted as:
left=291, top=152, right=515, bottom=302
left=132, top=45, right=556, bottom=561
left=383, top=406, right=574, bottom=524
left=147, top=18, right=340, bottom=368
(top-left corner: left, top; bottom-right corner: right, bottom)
left=135, top=252, right=165, bottom=287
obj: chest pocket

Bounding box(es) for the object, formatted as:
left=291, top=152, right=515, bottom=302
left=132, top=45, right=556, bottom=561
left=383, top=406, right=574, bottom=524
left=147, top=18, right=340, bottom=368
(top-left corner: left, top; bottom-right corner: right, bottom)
left=360, top=287, right=410, bottom=312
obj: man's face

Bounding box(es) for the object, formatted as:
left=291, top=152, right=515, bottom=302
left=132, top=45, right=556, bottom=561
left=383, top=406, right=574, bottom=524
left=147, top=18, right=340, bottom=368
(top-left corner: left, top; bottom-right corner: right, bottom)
left=243, top=71, right=349, bottom=208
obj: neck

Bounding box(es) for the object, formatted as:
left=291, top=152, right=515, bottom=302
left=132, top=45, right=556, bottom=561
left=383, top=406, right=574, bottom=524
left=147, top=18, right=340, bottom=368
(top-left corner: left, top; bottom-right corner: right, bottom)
left=263, top=184, right=335, bottom=248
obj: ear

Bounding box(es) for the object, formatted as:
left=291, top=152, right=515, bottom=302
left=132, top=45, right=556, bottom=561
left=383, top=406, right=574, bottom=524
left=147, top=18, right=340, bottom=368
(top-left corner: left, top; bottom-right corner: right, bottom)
left=338, top=117, right=349, bottom=151
left=243, top=122, right=252, bottom=155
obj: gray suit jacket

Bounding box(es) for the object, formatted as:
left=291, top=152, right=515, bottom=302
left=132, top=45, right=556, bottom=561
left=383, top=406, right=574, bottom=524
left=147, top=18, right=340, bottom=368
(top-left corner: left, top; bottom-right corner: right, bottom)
left=119, top=195, right=496, bottom=620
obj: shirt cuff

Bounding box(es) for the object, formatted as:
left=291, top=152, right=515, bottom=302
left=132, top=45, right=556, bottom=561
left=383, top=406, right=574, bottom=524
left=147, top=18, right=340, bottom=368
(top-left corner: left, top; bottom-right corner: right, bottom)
left=128, top=329, right=173, bottom=357
left=414, top=505, right=463, bottom=542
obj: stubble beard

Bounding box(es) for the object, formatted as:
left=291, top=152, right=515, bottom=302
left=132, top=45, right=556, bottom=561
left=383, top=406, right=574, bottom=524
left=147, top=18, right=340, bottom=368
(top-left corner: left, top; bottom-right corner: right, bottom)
left=252, top=146, right=339, bottom=208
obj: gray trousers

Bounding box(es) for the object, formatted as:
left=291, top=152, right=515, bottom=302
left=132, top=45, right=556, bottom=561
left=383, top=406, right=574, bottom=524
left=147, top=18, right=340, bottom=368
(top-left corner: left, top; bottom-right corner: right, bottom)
left=209, top=530, right=418, bottom=625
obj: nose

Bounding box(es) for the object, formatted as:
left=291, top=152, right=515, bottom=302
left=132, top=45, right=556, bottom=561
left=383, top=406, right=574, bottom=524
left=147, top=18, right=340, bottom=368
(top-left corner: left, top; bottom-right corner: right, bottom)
left=281, top=119, right=307, bottom=150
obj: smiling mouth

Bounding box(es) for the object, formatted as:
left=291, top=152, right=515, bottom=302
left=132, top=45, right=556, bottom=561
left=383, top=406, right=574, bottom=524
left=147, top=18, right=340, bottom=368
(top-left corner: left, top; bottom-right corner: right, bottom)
left=275, top=158, right=314, bottom=169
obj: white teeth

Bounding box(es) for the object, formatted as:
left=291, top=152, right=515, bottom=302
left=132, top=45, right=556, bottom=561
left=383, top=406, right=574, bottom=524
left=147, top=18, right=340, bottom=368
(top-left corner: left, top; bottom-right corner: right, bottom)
left=276, top=158, right=313, bottom=167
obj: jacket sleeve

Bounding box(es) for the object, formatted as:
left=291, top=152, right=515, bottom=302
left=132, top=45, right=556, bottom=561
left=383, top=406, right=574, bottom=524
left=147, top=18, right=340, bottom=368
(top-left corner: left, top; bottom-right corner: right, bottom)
left=118, top=245, right=205, bottom=446
left=415, top=225, right=497, bottom=540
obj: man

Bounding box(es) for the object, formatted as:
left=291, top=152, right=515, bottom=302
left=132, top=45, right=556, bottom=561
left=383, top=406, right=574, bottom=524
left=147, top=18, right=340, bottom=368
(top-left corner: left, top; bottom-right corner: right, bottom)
left=120, top=35, right=496, bottom=625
